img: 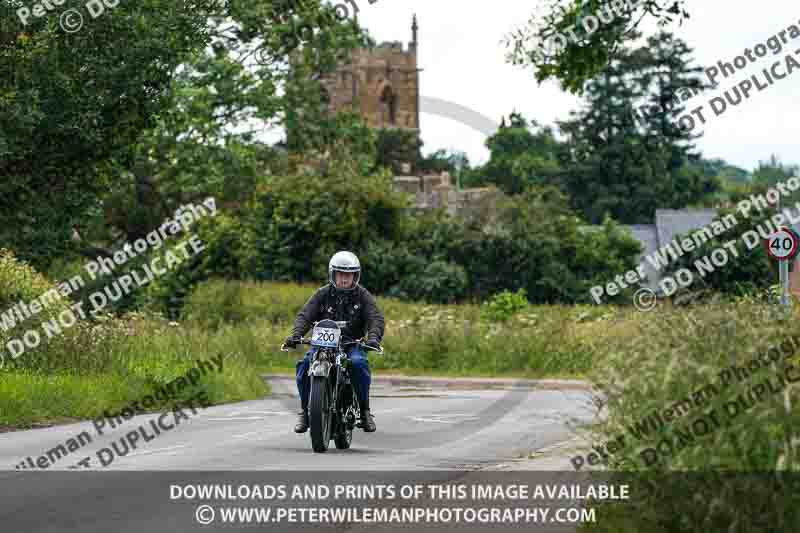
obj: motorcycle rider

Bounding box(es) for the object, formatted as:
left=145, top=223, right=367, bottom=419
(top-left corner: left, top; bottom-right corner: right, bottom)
left=285, top=251, right=384, bottom=433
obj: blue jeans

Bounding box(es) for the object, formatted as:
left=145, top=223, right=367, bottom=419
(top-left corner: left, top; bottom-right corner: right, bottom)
left=296, top=345, right=371, bottom=410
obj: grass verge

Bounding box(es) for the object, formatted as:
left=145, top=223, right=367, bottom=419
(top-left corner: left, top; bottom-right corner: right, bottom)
left=577, top=296, right=800, bottom=531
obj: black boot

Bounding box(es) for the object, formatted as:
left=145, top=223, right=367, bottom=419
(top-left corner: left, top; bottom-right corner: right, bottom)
left=294, top=409, right=309, bottom=433
left=359, top=400, right=376, bottom=432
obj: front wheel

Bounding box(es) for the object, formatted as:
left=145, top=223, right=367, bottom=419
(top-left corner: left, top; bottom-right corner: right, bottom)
left=309, top=376, right=331, bottom=452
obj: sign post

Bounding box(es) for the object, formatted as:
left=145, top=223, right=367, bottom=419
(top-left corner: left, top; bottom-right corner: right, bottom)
left=766, top=226, right=800, bottom=308
left=781, top=258, right=789, bottom=307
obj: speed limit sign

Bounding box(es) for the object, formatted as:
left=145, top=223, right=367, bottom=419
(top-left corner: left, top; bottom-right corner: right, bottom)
left=766, top=227, right=800, bottom=261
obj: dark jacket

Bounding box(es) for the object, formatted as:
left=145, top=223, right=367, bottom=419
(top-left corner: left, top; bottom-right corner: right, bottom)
left=290, top=284, right=385, bottom=344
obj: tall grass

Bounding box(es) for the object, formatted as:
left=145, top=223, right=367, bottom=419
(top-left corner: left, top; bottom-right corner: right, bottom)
left=580, top=297, right=800, bottom=531
left=182, top=279, right=626, bottom=378
left=1, top=311, right=265, bottom=428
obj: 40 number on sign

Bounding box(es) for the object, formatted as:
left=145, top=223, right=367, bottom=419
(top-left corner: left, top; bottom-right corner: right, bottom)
left=766, top=227, right=800, bottom=261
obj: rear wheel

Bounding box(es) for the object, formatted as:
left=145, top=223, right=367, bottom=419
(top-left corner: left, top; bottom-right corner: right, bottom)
left=334, top=392, right=354, bottom=450
left=309, top=376, right=331, bottom=452
left=334, top=424, right=353, bottom=449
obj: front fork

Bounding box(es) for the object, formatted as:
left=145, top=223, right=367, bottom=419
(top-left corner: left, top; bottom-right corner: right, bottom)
left=308, top=350, right=356, bottom=429
left=307, top=349, right=332, bottom=417
left=336, top=354, right=357, bottom=429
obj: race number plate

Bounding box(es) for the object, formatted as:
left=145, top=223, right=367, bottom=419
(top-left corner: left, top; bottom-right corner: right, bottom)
left=311, top=325, right=341, bottom=348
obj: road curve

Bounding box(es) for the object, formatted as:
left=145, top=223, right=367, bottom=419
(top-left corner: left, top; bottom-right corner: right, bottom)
left=0, top=377, right=595, bottom=533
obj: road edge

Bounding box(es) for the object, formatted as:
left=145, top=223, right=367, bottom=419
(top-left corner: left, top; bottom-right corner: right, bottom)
left=262, top=373, right=593, bottom=391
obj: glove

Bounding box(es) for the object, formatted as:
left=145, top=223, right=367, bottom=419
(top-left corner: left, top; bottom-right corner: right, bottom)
left=284, top=335, right=300, bottom=348
left=366, top=338, right=380, bottom=349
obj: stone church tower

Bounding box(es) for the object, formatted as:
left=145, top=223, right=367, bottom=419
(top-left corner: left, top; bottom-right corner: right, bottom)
left=318, top=15, right=421, bottom=133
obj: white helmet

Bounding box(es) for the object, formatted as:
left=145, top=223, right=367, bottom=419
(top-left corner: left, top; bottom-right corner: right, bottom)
left=329, top=251, right=361, bottom=291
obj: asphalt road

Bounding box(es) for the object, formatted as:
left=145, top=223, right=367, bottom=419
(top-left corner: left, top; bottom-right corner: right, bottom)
left=0, top=376, right=596, bottom=533
left=1, top=376, right=594, bottom=471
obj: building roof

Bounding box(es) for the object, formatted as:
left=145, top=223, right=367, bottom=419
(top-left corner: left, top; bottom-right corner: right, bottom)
left=654, top=209, right=719, bottom=248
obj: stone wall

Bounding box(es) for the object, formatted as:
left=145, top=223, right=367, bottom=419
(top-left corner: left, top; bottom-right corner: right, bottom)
left=392, top=172, right=499, bottom=217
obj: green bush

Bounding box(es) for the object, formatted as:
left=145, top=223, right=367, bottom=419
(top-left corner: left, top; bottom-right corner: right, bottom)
left=142, top=212, right=252, bottom=317
left=358, top=239, right=414, bottom=297
left=357, top=212, right=471, bottom=302
left=452, top=186, right=642, bottom=303
left=481, top=288, right=529, bottom=322
left=241, top=164, right=409, bottom=284
left=404, top=260, right=469, bottom=304
left=45, top=249, right=158, bottom=317
left=0, top=248, right=76, bottom=371
left=359, top=237, right=469, bottom=303
left=183, top=279, right=316, bottom=328
left=0, top=249, right=69, bottom=312
left=125, top=180, right=642, bottom=310
left=666, top=207, right=777, bottom=296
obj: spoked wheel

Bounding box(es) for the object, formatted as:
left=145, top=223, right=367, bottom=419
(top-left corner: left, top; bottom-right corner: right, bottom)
left=309, top=376, right=332, bottom=453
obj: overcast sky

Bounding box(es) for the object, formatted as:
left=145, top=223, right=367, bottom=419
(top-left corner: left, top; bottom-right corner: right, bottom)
left=354, top=0, right=799, bottom=172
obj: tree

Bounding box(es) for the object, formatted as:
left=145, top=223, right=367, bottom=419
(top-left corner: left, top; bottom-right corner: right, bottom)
left=505, top=0, right=691, bottom=93
left=749, top=154, right=800, bottom=206
left=372, top=129, right=421, bottom=174
left=467, top=112, right=562, bottom=195
left=452, top=185, right=642, bottom=303
left=0, top=0, right=222, bottom=268
left=1, top=0, right=370, bottom=268
left=242, top=158, right=410, bottom=284
left=752, top=154, right=799, bottom=187
left=633, top=32, right=719, bottom=208
left=667, top=207, right=776, bottom=296
left=692, top=158, right=751, bottom=183
left=417, top=148, right=470, bottom=176
left=556, top=45, right=660, bottom=223
left=556, top=31, right=720, bottom=222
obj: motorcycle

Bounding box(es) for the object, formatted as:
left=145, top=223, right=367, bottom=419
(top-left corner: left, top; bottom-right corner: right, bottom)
left=281, top=319, right=384, bottom=452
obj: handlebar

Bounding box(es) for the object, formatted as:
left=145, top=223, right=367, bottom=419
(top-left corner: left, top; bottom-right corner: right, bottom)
left=280, top=338, right=384, bottom=355
left=342, top=339, right=385, bottom=355
left=279, top=338, right=311, bottom=352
